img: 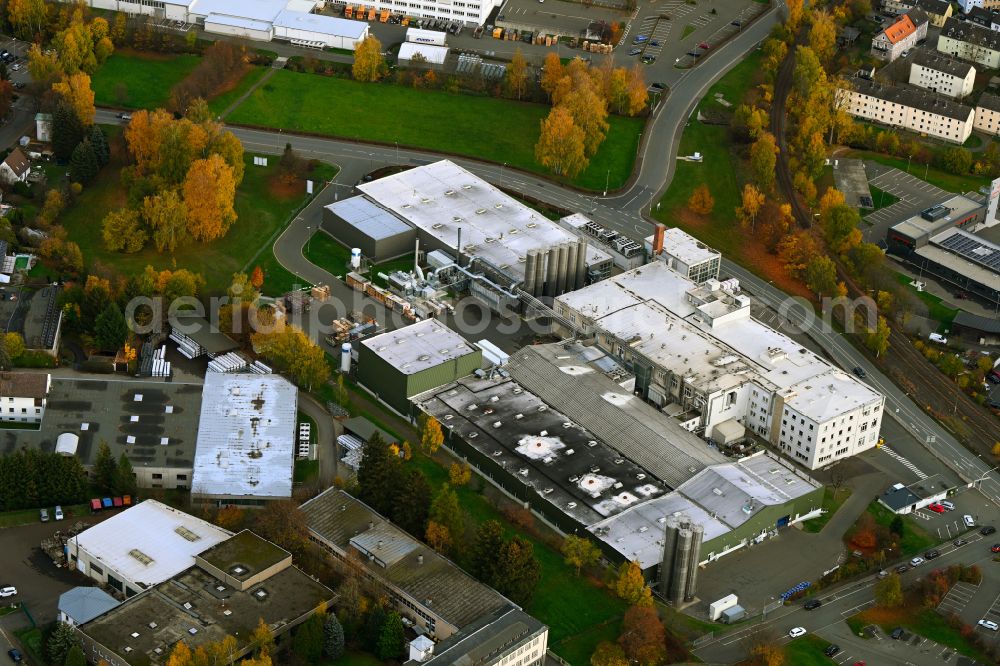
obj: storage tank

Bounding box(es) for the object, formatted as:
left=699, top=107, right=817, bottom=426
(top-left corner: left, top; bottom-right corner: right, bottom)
left=576, top=239, right=588, bottom=288
left=670, top=525, right=693, bottom=605
left=544, top=247, right=559, bottom=297
left=555, top=243, right=570, bottom=295
left=565, top=241, right=579, bottom=292
left=350, top=248, right=362, bottom=270
left=684, top=522, right=704, bottom=602
left=659, top=514, right=680, bottom=595
left=524, top=251, right=538, bottom=295
left=534, top=251, right=547, bottom=297
left=340, top=343, right=352, bottom=373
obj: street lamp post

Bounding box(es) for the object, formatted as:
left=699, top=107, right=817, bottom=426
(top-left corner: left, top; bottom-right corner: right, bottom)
left=500, top=162, right=506, bottom=189
left=395, top=140, right=400, bottom=164
left=906, top=154, right=912, bottom=173
left=604, top=169, right=609, bottom=197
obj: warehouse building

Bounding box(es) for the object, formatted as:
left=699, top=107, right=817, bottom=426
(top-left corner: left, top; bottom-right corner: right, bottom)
left=191, top=373, right=297, bottom=506
left=357, top=318, right=481, bottom=415
left=356, top=161, right=613, bottom=298
left=908, top=52, right=976, bottom=99
left=553, top=263, right=886, bottom=471
left=327, top=0, right=501, bottom=26
left=892, top=225, right=1000, bottom=306
left=321, top=196, right=415, bottom=260
left=76, top=530, right=332, bottom=666
left=837, top=76, right=976, bottom=144
left=66, top=500, right=231, bottom=597
left=302, top=488, right=548, bottom=664
left=886, top=194, right=986, bottom=252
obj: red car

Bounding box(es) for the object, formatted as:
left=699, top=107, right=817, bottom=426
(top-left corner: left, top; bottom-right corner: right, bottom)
left=698, top=42, right=711, bottom=49
left=991, top=544, right=1000, bottom=553
left=928, top=503, right=946, bottom=513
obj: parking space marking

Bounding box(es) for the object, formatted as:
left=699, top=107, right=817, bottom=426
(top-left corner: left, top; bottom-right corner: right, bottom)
left=936, top=581, right=979, bottom=616
left=880, top=445, right=928, bottom=480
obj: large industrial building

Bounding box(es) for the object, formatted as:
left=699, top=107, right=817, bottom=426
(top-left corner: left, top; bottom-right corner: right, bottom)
left=553, top=261, right=886, bottom=470
left=66, top=500, right=232, bottom=597
left=302, top=488, right=549, bottom=664
left=413, top=341, right=823, bottom=576
left=191, top=373, right=298, bottom=506
left=75, top=530, right=333, bottom=666
left=348, top=160, right=613, bottom=301
left=357, top=318, right=482, bottom=415
left=73, top=0, right=369, bottom=50
left=644, top=225, right=722, bottom=284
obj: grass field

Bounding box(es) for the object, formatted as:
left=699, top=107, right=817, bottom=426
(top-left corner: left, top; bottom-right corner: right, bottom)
left=802, top=486, right=852, bottom=534
left=785, top=635, right=834, bottom=665
left=847, top=150, right=988, bottom=193
left=228, top=71, right=644, bottom=191
left=867, top=500, right=938, bottom=556
left=92, top=51, right=200, bottom=109
left=61, top=149, right=334, bottom=294
left=210, top=66, right=270, bottom=116
left=293, top=459, right=319, bottom=483
left=653, top=51, right=762, bottom=261
left=865, top=185, right=900, bottom=211
left=893, top=272, right=959, bottom=327
left=0, top=503, right=89, bottom=528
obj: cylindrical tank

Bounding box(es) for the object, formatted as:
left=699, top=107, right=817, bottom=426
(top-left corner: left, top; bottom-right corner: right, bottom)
left=534, top=250, right=547, bottom=297
left=670, top=526, right=693, bottom=605
left=350, top=248, right=362, bottom=270
left=555, top=243, right=570, bottom=295
left=659, top=514, right=680, bottom=595
left=565, top=241, right=580, bottom=292
left=544, top=247, right=559, bottom=297
left=684, top=523, right=704, bottom=602
left=340, top=343, right=352, bottom=373
left=523, top=252, right=538, bottom=295
left=576, top=239, right=588, bottom=287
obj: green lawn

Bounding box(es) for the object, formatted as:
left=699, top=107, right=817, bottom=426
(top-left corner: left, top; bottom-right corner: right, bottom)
left=13, top=627, right=45, bottom=665
left=228, top=71, right=644, bottom=191
left=256, top=248, right=303, bottom=296
left=802, top=486, right=852, bottom=534
left=865, top=185, right=900, bottom=211
left=0, top=503, right=90, bottom=529
left=867, top=501, right=938, bottom=556
left=92, top=51, right=201, bottom=109
left=847, top=150, right=988, bottom=194
left=681, top=24, right=696, bottom=39
left=293, top=459, right=319, bottom=483
left=785, top=635, right=834, bottom=666
left=210, top=66, right=270, bottom=116
left=653, top=52, right=763, bottom=261
left=550, top=620, right=621, bottom=665
left=61, top=153, right=335, bottom=294
left=893, top=272, right=959, bottom=327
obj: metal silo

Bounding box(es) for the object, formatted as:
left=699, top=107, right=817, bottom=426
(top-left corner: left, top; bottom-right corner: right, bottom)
left=684, top=522, right=704, bottom=602
left=565, top=241, right=580, bottom=292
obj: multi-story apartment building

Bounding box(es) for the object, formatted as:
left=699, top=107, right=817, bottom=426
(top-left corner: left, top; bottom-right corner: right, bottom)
left=552, top=261, right=886, bottom=470
left=871, top=9, right=928, bottom=60
left=883, top=0, right=952, bottom=26
left=937, top=16, right=1000, bottom=68
left=908, top=52, right=976, bottom=98
left=837, top=77, right=975, bottom=144
left=975, top=92, right=1000, bottom=135
left=968, top=5, right=1000, bottom=29
left=959, top=0, right=1000, bottom=13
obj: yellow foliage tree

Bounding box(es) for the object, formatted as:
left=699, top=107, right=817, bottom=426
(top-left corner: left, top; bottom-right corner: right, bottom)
left=352, top=36, right=387, bottom=82
left=614, top=560, right=653, bottom=607
left=420, top=416, right=444, bottom=454
left=535, top=106, right=588, bottom=178
left=688, top=184, right=715, bottom=215
left=124, top=108, right=175, bottom=173
left=448, top=462, right=472, bottom=486
left=52, top=72, right=96, bottom=126
left=183, top=154, right=237, bottom=242
left=426, top=520, right=451, bottom=553
left=736, top=183, right=766, bottom=233
left=102, top=209, right=147, bottom=253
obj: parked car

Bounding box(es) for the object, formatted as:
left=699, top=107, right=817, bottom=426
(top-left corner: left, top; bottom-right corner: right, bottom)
left=650, top=39, right=659, bottom=46
left=928, top=503, right=946, bottom=513
left=629, top=48, right=642, bottom=56
left=698, top=42, right=711, bottom=49
left=895, top=564, right=909, bottom=574
left=686, top=51, right=701, bottom=57
left=979, top=619, right=999, bottom=631
left=853, top=366, right=867, bottom=378
left=964, top=514, right=976, bottom=528
left=901, top=49, right=911, bottom=57
left=954, top=538, right=968, bottom=547
left=804, top=599, right=822, bottom=610
left=941, top=500, right=956, bottom=510
left=788, top=627, right=807, bottom=638
left=54, top=505, right=63, bottom=521
left=890, top=627, right=905, bottom=640
left=910, top=556, right=925, bottom=567
left=650, top=82, right=666, bottom=91
left=924, top=549, right=940, bottom=559
left=117, top=113, right=132, bottom=121
left=9, top=63, right=19, bottom=71
left=39, top=507, right=49, bottom=522
left=981, top=525, right=996, bottom=535
left=731, top=19, right=742, bottom=26
left=634, top=34, right=649, bottom=41
left=877, top=569, right=889, bottom=579
left=642, top=55, right=656, bottom=64
left=991, top=544, right=1000, bottom=553
left=7, top=649, right=22, bottom=663
left=824, top=644, right=840, bottom=657
left=0, top=586, right=17, bottom=598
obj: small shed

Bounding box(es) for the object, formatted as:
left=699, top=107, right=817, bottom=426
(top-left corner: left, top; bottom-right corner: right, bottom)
left=35, top=113, right=53, bottom=143
left=721, top=605, right=746, bottom=624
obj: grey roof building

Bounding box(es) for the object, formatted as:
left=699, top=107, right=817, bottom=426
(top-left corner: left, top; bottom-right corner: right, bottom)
left=321, top=195, right=416, bottom=261
left=911, top=51, right=975, bottom=78
left=848, top=77, right=976, bottom=122
left=58, top=587, right=121, bottom=627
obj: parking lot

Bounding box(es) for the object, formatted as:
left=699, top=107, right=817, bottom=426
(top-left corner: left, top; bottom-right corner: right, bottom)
left=862, top=161, right=950, bottom=242
left=937, top=581, right=980, bottom=616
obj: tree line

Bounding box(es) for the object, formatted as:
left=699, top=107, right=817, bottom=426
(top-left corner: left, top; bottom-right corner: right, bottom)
left=0, top=448, right=89, bottom=511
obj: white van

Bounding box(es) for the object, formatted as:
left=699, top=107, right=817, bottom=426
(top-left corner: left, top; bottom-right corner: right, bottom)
left=941, top=500, right=955, bottom=511
left=964, top=514, right=976, bottom=528
left=929, top=333, right=948, bottom=344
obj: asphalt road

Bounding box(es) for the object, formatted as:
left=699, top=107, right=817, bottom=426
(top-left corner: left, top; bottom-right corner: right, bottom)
left=694, top=529, right=994, bottom=665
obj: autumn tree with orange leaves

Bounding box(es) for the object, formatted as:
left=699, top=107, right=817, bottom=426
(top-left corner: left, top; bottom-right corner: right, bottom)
left=535, top=106, right=588, bottom=178
left=183, top=154, right=237, bottom=242
left=53, top=72, right=96, bottom=127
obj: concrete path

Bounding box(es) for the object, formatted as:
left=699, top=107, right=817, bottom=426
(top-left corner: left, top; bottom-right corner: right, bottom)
left=218, top=67, right=277, bottom=119
left=297, top=391, right=339, bottom=485
left=818, top=470, right=885, bottom=541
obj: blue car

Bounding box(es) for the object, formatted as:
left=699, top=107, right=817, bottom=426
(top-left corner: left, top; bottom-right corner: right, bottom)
left=8, top=649, right=22, bottom=663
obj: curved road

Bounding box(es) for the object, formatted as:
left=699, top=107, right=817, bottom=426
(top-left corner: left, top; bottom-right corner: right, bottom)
left=92, top=0, right=1000, bottom=506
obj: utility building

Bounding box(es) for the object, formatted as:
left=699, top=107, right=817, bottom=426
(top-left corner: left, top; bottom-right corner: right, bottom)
left=321, top=196, right=415, bottom=260
left=357, top=318, right=482, bottom=415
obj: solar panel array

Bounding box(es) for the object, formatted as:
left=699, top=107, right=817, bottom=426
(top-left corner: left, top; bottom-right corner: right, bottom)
left=937, top=231, right=1000, bottom=272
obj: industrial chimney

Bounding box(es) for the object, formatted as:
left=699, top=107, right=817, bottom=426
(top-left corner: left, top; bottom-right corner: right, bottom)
left=652, top=224, right=666, bottom=256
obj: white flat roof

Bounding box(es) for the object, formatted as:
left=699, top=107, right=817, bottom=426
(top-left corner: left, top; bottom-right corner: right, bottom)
left=189, top=0, right=290, bottom=21
left=659, top=227, right=721, bottom=267
left=191, top=374, right=297, bottom=499
left=358, top=160, right=610, bottom=280
left=397, top=42, right=449, bottom=64
left=68, top=500, right=230, bottom=589
left=273, top=9, right=369, bottom=39
left=205, top=13, right=273, bottom=32
left=361, top=318, right=478, bottom=375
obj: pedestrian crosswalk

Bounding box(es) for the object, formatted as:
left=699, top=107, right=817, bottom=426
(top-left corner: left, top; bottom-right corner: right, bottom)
left=691, top=13, right=714, bottom=27
left=881, top=445, right=928, bottom=480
